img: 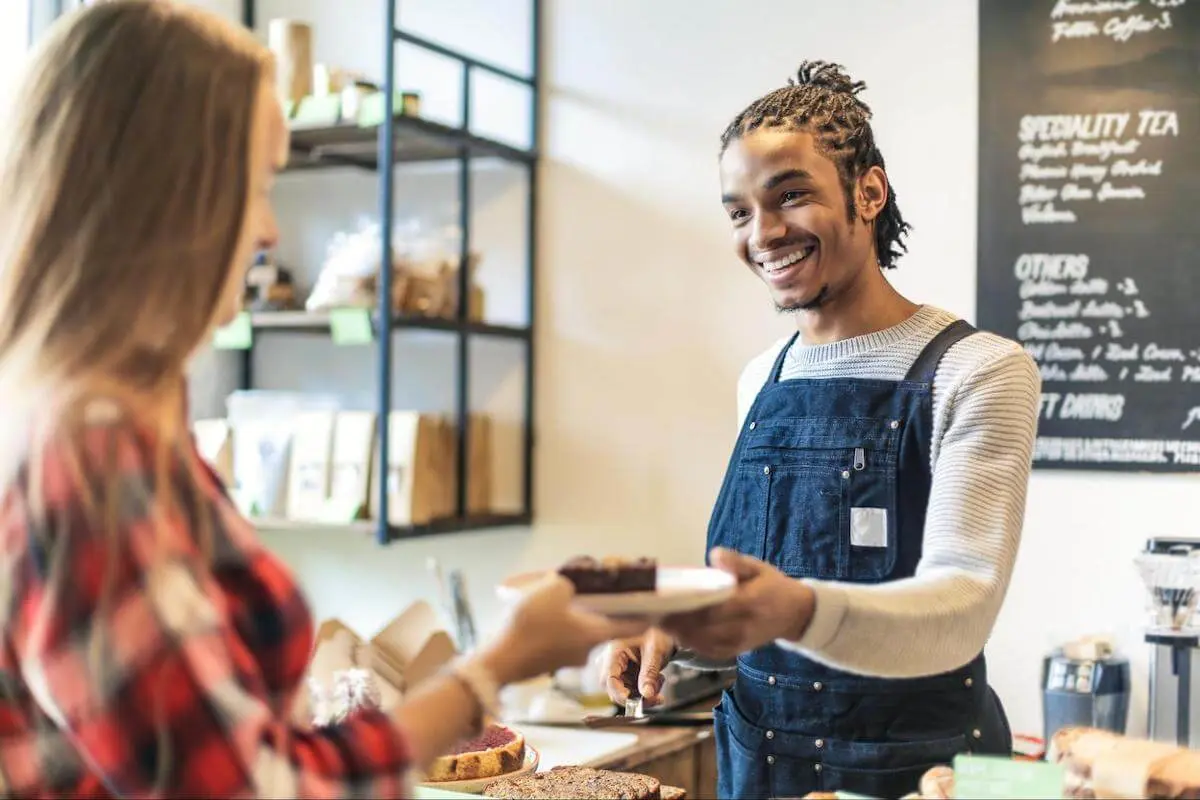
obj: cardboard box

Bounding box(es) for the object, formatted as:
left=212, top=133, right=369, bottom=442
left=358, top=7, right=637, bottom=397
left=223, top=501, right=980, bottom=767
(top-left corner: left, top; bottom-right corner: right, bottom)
left=297, top=601, right=458, bottom=726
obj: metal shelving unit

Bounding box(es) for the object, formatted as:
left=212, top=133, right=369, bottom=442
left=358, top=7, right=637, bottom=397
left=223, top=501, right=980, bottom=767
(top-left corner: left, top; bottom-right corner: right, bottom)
left=240, top=0, right=540, bottom=544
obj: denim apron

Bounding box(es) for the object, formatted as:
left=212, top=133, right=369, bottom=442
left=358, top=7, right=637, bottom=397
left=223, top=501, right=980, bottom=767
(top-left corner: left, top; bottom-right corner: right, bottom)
left=706, top=319, right=1012, bottom=799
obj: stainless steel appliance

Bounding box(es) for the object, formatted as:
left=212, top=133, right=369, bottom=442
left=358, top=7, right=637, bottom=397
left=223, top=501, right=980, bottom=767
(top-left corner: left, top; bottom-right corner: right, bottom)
left=1139, top=538, right=1200, bottom=746
left=647, top=662, right=734, bottom=713
left=1042, top=648, right=1129, bottom=743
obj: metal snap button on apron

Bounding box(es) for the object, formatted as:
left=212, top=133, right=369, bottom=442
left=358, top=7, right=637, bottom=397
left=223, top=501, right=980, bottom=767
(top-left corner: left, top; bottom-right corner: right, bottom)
left=766, top=755, right=775, bottom=765
left=763, top=466, right=771, bottom=475
left=749, top=421, right=757, bottom=430
left=813, top=764, right=823, bottom=774
left=812, top=681, right=823, bottom=692
left=765, top=730, right=775, bottom=740
left=890, top=419, right=899, bottom=429
left=965, top=677, right=974, bottom=687
left=973, top=729, right=982, bottom=739
left=814, top=739, right=824, bottom=749
left=841, top=470, right=850, bottom=479
left=767, top=675, right=777, bottom=685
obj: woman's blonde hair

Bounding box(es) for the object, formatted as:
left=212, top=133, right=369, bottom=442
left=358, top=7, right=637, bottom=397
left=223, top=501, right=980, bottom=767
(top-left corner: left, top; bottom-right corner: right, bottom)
left=0, top=0, right=270, bottom=433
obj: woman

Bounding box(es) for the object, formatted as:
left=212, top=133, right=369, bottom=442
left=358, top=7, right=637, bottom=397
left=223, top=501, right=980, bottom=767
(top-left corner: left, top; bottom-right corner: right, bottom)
left=0, top=3, right=642, bottom=797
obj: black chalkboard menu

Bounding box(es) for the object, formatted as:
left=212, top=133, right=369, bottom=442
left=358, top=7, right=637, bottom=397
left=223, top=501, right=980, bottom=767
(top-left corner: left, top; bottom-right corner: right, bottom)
left=977, top=0, right=1200, bottom=472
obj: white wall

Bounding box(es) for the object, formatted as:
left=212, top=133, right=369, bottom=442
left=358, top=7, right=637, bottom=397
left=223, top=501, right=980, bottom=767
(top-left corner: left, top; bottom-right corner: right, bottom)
left=179, top=0, right=1189, bottom=741
left=1, top=1, right=30, bottom=99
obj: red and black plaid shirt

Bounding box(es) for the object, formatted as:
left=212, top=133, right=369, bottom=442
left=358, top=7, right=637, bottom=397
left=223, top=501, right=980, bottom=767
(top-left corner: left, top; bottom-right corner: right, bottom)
left=0, top=414, right=413, bottom=798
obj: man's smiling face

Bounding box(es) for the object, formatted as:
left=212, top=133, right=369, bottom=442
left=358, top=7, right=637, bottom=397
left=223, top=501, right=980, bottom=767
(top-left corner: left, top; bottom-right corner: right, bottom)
left=720, top=127, right=879, bottom=312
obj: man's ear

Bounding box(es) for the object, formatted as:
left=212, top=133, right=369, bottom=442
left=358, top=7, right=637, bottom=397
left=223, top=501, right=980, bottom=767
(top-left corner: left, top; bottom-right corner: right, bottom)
left=856, top=166, right=888, bottom=222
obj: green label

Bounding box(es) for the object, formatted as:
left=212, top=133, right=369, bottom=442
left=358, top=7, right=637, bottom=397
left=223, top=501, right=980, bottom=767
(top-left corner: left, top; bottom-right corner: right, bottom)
left=329, top=308, right=374, bottom=345
left=953, top=754, right=1064, bottom=799
left=213, top=312, right=252, bottom=350
left=292, top=94, right=342, bottom=127
left=356, top=90, right=409, bottom=128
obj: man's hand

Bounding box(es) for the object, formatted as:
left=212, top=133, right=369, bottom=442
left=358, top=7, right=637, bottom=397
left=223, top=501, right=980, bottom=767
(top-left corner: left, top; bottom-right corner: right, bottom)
left=658, top=548, right=815, bottom=661
left=602, top=628, right=677, bottom=706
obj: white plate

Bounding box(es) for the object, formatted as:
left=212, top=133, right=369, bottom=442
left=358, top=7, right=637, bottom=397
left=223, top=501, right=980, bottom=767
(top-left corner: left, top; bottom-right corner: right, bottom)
left=417, top=744, right=539, bottom=794
left=498, top=567, right=736, bottom=619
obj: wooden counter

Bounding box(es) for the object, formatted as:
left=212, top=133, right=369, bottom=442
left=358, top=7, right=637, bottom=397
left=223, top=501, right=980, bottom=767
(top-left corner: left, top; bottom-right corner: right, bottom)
left=586, top=722, right=716, bottom=799
left=583, top=700, right=719, bottom=799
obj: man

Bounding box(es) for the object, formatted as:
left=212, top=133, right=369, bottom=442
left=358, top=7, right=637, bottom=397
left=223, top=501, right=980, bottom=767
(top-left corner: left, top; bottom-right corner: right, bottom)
left=605, top=62, right=1040, bottom=799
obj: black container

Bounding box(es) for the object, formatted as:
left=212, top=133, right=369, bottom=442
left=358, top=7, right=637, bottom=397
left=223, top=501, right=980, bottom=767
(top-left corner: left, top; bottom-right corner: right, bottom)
left=1042, top=652, right=1130, bottom=745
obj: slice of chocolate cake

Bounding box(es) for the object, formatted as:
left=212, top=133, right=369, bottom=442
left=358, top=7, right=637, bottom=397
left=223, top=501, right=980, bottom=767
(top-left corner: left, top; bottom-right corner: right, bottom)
left=558, top=556, right=657, bottom=594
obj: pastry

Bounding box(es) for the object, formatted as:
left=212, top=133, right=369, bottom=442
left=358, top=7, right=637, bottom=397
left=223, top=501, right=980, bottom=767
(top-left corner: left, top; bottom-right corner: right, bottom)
left=484, top=765, right=661, bottom=799
left=308, top=668, right=381, bottom=728
left=919, top=764, right=955, bottom=799
left=426, top=723, right=526, bottom=783
left=558, top=556, right=657, bottom=594
left=1050, top=726, right=1200, bottom=799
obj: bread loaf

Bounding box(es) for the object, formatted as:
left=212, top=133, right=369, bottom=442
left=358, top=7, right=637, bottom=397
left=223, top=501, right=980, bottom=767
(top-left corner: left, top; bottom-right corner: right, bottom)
left=483, top=766, right=661, bottom=799
left=1050, top=726, right=1200, bottom=799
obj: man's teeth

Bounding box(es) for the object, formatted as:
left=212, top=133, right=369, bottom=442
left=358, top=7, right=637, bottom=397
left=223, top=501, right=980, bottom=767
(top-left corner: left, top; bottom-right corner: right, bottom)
left=762, top=246, right=815, bottom=272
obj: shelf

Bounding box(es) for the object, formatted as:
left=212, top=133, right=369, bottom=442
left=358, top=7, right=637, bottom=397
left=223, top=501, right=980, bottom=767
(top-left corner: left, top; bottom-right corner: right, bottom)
left=255, top=512, right=531, bottom=541
left=286, top=115, right=535, bottom=172
left=248, top=310, right=531, bottom=340
left=235, top=0, right=540, bottom=545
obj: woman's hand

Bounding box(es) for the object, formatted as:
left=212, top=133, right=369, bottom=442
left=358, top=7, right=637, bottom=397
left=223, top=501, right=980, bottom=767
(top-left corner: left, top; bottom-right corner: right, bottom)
left=479, top=574, right=651, bottom=685
left=658, top=548, right=815, bottom=661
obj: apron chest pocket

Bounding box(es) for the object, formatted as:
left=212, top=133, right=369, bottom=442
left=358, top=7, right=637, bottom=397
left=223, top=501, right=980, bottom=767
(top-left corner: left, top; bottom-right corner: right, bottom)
left=741, top=417, right=901, bottom=582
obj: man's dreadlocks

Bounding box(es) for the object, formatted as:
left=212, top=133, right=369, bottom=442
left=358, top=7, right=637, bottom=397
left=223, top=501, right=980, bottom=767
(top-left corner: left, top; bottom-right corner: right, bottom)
left=720, top=61, right=911, bottom=269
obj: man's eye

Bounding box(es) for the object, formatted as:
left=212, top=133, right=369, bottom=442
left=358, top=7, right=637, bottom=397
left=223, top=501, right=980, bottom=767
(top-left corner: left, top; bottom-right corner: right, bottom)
left=729, top=209, right=748, bottom=221
left=781, top=190, right=807, bottom=204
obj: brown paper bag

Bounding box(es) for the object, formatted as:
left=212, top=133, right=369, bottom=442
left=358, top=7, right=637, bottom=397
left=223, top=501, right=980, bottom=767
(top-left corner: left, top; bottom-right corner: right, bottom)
left=370, top=411, right=447, bottom=527
left=467, top=413, right=493, bottom=515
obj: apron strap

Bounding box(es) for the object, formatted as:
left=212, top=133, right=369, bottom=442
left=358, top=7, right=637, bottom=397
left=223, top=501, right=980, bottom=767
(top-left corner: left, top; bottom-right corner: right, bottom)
left=903, top=318, right=978, bottom=384
left=768, top=332, right=801, bottom=385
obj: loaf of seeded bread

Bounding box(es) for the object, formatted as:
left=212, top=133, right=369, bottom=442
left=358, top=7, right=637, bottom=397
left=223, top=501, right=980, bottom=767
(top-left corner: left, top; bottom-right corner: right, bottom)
left=483, top=766, right=661, bottom=799
left=1050, top=726, right=1200, bottom=799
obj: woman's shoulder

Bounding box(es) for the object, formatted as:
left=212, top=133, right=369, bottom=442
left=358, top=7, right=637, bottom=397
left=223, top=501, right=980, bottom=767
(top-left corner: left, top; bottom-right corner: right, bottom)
left=0, top=403, right=194, bottom=552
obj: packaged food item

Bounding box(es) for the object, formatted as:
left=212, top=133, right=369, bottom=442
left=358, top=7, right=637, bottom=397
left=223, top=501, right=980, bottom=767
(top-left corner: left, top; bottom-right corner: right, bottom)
left=1050, top=726, right=1200, bottom=799
left=267, top=19, right=313, bottom=105
left=225, top=391, right=339, bottom=518
left=369, top=411, right=451, bottom=526
left=328, top=411, right=377, bottom=519
left=244, top=251, right=300, bottom=312
left=304, top=218, right=484, bottom=321
left=285, top=410, right=336, bottom=522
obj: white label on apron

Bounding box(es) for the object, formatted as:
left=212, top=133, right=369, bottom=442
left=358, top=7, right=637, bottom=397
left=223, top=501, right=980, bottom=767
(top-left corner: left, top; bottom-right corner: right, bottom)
left=850, top=507, right=887, bottom=548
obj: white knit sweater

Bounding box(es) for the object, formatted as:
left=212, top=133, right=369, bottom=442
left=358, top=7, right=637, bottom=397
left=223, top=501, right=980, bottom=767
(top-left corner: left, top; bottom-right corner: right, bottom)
left=721, top=305, right=1041, bottom=678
